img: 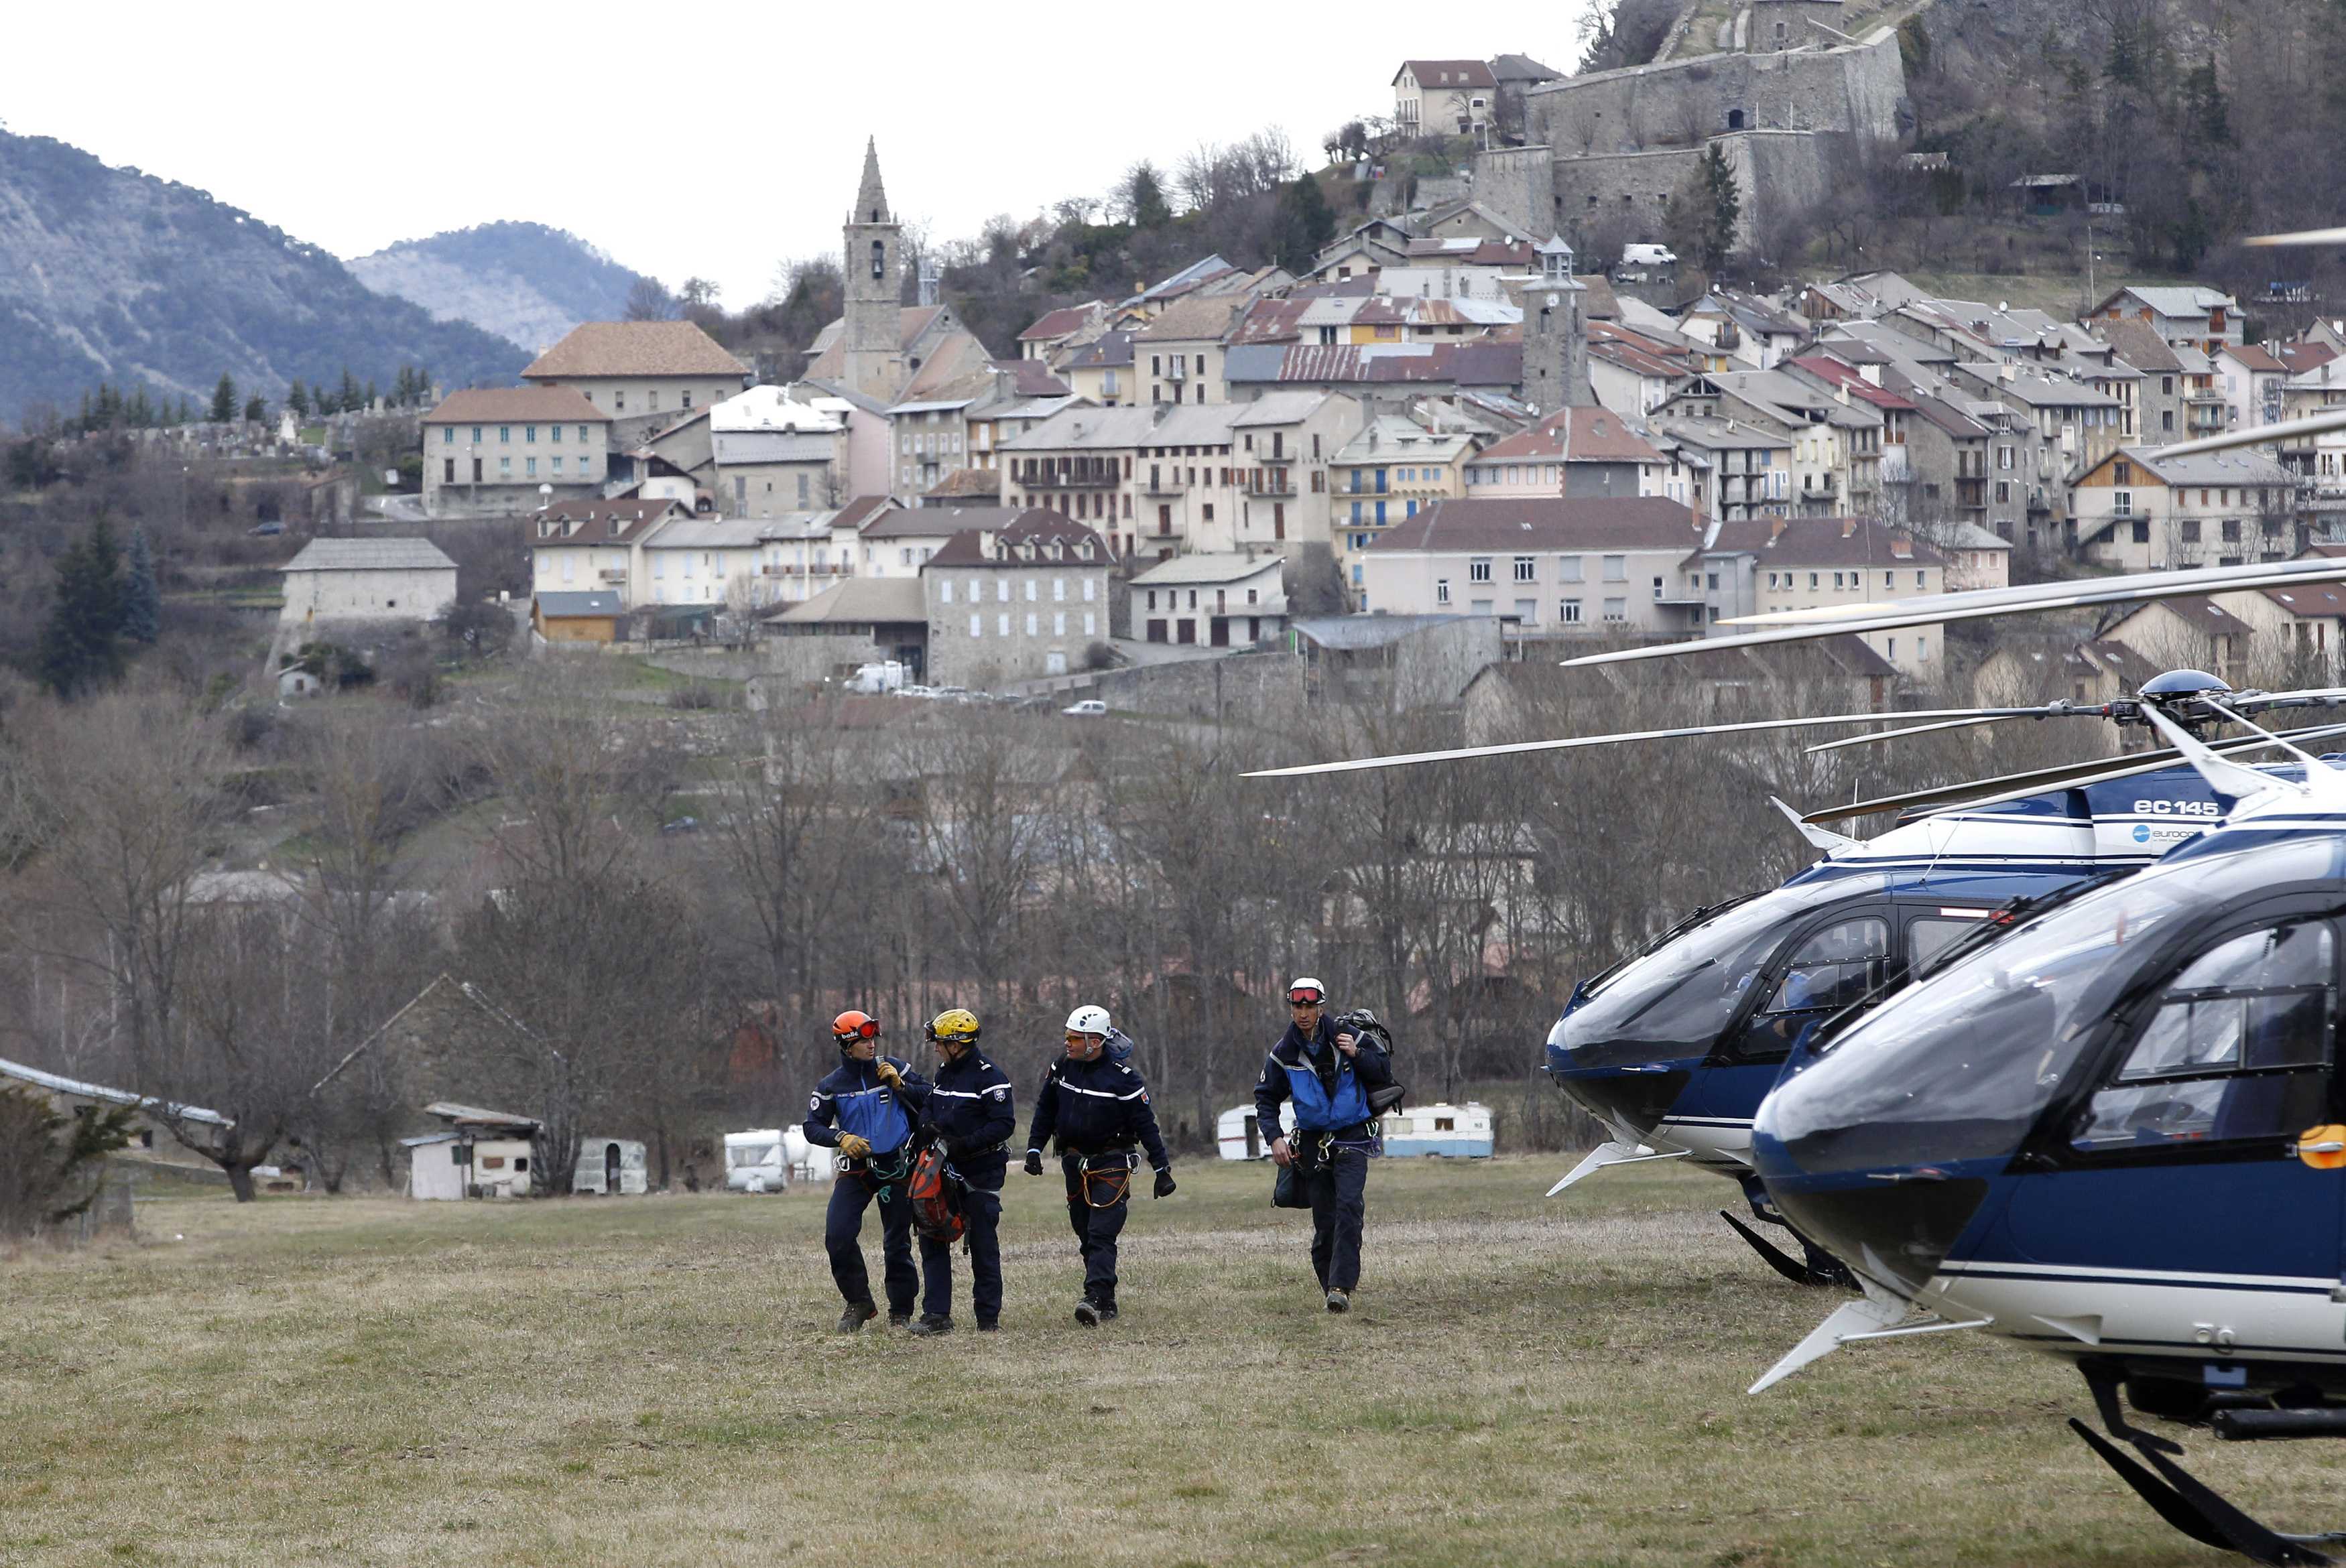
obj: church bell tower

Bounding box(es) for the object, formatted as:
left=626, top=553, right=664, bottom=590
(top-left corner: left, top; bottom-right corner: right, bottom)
left=843, top=137, right=902, bottom=401
left=1524, top=233, right=1592, bottom=413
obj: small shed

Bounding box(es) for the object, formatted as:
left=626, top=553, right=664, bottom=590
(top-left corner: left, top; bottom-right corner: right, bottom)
left=533, top=589, right=624, bottom=644
left=571, top=1138, right=648, bottom=1195
left=404, top=1102, right=540, bottom=1199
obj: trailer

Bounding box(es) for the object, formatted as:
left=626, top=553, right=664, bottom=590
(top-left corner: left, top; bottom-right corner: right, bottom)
left=1378, top=1102, right=1493, bottom=1158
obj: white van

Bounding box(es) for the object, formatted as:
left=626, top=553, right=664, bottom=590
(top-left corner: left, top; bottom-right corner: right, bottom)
left=1619, top=243, right=1678, bottom=273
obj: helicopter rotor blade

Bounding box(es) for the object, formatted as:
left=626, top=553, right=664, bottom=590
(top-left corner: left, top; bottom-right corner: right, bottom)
left=1802, top=721, right=2346, bottom=823
left=2144, top=407, right=2346, bottom=461
left=1241, top=707, right=2058, bottom=779
left=1806, top=714, right=2041, bottom=753
left=2241, top=226, right=2346, bottom=247
left=1564, top=556, right=2346, bottom=669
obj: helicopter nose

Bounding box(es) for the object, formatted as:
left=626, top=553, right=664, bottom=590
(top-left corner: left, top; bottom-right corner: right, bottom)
left=1545, top=1041, right=1691, bottom=1136
left=1757, top=1154, right=1992, bottom=1301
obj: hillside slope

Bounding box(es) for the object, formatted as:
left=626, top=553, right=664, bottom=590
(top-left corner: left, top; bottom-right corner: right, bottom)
left=0, top=131, right=528, bottom=423
left=347, top=222, right=641, bottom=355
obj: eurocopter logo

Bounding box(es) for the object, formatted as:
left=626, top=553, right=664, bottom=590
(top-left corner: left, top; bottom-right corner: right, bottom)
left=2133, top=824, right=2152, bottom=843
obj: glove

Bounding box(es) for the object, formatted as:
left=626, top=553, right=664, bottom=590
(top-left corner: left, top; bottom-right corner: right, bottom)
left=1024, top=1149, right=1044, bottom=1176
left=837, top=1133, right=871, bottom=1159
left=916, top=1122, right=939, bottom=1147
left=873, top=1061, right=903, bottom=1089
left=1154, top=1169, right=1176, bottom=1199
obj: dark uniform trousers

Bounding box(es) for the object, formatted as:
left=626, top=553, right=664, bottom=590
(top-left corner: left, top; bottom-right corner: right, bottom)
left=825, top=1165, right=918, bottom=1316
left=1060, top=1156, right=1131, bottom=1305
left=1300, top=1141, right=1370, bottom=1293
left=919, top=1173, right=1003, bottom=1325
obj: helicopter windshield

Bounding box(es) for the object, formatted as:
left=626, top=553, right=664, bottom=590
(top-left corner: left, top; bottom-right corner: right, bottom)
left=1758, top=836, right=2345, bottom=1175
left=1553, top=874, right=1891, bottom=1070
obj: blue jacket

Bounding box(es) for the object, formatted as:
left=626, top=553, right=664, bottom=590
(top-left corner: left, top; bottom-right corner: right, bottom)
left=1254, top=1016, right=1392, bottom=1142
left=804, top=1055, right=931, bottom=1159
left=925, top=1049, right=1017, bottom=1187
left=1026, top=1053, right=1171, bottom=1173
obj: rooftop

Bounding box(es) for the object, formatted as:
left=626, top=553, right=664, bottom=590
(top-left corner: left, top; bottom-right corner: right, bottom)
left=1470, top=405, right=1662, bottom=466
left=424, top=385, right=605, bottom=425
left=1127, top=552, right=1286, bottom=587
left=283, top=537, right=457, bottom=574
left=1365, top=497, right=1703, bottom=554
left=523, top=320, right=749, bottom=381
left=765, top=577, right=927, bottom=625
left=535, top=590, right=623, bottom=617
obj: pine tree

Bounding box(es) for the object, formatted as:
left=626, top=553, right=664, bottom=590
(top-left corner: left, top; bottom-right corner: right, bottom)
left=363, top=379, right=379, bottom=411
left=336, top=367, right=362, bottom=413
left=1699, top=143, right=1740, bottom=271
left=127, top=386, right=155, bottom=427
left=123, top=527, right=161, bottom=645
left=210, top=373, right=237, bottom=424
left=243, top=394, right=267, bottom=423
left=1126, top=162, right=1173, bottom=229
left=287, top=380, right=310, bottom=419
left=38, top=520, right=129, bottom=699
left=1271, top=174, right=1339, bottom=273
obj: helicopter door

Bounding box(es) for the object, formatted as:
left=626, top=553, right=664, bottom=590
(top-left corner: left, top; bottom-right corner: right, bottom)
left=2005, top=915, right=2344, bottom=1293
left=1729, top=911, right=1892, bottom=1065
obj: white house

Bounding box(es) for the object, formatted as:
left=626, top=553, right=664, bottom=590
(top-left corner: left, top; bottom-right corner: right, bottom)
left=1128, top=553, right=1288, bottom=647
left=279, top=538, right=458, bottom=633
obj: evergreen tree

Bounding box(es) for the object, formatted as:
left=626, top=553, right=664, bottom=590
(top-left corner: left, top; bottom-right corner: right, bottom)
left=243, top=394, right=267, bottom=423
left=123, top=527, right=161, bottom=645
left=1699, top=143, right=1741, bottom=271
left=38, top=520, right=129, bottom=699
left=1124, top=161, right=1173, bottom=228
left=175, top=395, right=196, bottom=426
left=287, top=380, right=311, bottom=419
left=127, top=386, right=155, bottom=427
left=392, top=365, right=414, bottom=406
left=1270, top=173, right=1339, bottom=273
left=363, top=379, right=379, bottom=411
left=210, top=373, right=237, bottom=424
left=336, top=367, right=362, bottom=413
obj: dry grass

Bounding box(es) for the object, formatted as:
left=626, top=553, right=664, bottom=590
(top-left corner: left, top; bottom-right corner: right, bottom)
left=0, top=1159, right=2323, bottom=1566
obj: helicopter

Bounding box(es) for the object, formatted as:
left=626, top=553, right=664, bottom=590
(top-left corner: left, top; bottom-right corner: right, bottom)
left=1745, top=704, right=2346, bottom=1563
left=1252, top=567, right=2346, bottom=1285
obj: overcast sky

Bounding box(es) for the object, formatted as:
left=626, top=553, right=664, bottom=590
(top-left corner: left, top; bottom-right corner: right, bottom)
left=7, top=1, right=1603, bottom=308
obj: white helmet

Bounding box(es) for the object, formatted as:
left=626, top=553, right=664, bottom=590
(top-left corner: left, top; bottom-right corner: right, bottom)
left=1065, top=1004, right=1111, bottom=1037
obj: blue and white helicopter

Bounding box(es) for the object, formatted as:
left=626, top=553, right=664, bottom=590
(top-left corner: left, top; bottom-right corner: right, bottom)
left=1544, top=401, right=2346, bottom=1559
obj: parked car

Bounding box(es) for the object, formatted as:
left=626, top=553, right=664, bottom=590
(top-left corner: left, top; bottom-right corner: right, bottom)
left=1062, top=699, right=1108, bottom=717
left=249, top=521, right=285, bottom=536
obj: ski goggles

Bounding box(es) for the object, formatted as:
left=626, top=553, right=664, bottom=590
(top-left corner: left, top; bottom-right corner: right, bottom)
left=1286, top=988, right=1324, bottom=1005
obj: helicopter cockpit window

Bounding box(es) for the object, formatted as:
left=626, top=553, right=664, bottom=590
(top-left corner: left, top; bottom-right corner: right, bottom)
left=1908, top=917, right=1983, bottom=974
left=2072, top=920, right=2337, bottom=1154
left=1763, top=917, right=1890, bottom=1016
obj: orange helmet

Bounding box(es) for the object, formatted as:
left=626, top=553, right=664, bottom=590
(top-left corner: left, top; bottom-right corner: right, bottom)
left=832, top=1010, right=881, bottom=1047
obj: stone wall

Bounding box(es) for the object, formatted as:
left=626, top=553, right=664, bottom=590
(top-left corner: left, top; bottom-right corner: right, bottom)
left=1551, top=128, right=1873, bottom=254
left=1085, top=651, right=1304, bottom=721
left=1526, top=27, right=1906, bottom=158
left=1470, top=146, right=1556, bottom=241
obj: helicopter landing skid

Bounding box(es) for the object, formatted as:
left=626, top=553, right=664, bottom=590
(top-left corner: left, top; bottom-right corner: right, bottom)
left=1718, top=1209, right=1855, bottom=1289
left=2071, top=1364, right=2346, bottom=1565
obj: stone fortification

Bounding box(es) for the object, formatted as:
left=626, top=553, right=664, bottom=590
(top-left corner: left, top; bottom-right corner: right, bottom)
left=1474, top=24, right=1909, bottom=253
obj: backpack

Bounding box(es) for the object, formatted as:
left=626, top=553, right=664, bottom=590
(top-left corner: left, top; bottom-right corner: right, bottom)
left=1331, top=1008, right=1408, bottom=1117
left=906, top=1145, right=964, bottom=1244
left=1103, top=1026, right=1137, bottom=1065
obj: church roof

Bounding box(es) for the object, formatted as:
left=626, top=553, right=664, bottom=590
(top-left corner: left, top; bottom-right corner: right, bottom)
left=522, top=321, right=748, bottom=380
left=854, top=136, right=891, bottom=224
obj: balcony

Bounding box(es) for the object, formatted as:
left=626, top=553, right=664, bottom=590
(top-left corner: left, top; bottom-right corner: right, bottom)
left=1016, top=460, right=1118, bottom=489
left=760, top=562, right=858, bottom=578
left=1246, top=478, right=1299, bottom=498
left=1165, top=360, right=1188, bottom=381
left=1140, top=475, right=1189, bottom=497
left=598, top=569, right=627, bottom=584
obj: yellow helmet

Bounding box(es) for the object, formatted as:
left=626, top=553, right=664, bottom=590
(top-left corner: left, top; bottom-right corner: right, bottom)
left=927, top=1008, right=981, bottom=1047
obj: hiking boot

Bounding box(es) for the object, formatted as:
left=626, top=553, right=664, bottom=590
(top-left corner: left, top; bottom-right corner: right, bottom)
left=908, top=1314, right=952, bottom=1337
left=1097, top=1300, right=1118, bottom=1321
left=976, top=1319, right=999, bottom=1333
left=887, top=1311, right=913, bottom=1329
left=1325, top=1289, right=1352, bottom=1314
left=837, top=1301, right=879, bottom=1334
left=1074, top=1297, right=1102, bottom=1327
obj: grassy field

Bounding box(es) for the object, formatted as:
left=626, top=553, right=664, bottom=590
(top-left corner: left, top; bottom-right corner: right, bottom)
left=2, top=1159, right=2329, bottom=1567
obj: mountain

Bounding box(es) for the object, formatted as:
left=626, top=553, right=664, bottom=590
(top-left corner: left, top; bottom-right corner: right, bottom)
left=0, top=129, right=529, bottom=424
left=348, top=222, right=643, bottom=356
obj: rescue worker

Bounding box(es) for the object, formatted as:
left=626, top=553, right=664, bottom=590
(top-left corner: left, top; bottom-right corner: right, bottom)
left=802, top=1010, right=931, bottom=1333
left=908, top=1008, right=1014, bottom=1335
left=1024, top=1004, right=1175, bottom=1325
left=1254, top=977, right=1392, bottom=1313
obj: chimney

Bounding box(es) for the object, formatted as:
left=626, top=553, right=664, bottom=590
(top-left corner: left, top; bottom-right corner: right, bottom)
left=1841, top=517, right=1856, bottom=538
left=1836, top=383, right=1851, bottom=405
left=1892, top=532, right=1914, bottom=558
left=1859, top=364, right=1881, bottom=387
left=1999, top=363, right=2017, bottom=384
left=1768, top=517, right=1787, bottom=543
